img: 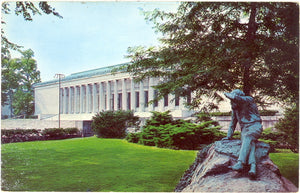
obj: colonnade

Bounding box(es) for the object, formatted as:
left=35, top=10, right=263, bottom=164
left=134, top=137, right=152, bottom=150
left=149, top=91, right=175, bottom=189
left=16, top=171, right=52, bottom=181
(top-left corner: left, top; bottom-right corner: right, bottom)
left=59, top=78, right=186, bottom=114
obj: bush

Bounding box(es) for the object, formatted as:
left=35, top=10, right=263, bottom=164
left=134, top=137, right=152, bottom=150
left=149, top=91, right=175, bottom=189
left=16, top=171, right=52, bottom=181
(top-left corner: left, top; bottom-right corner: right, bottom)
left=64, top=127, right=80, bottom=135
left=194, top=112, right=213, bottom=122
left=1, top=129, right=42, bottom=143
left=92, top=110, right=140, bottom=139
left=145, top=111, right=173, bottom=126
left=128, top=111, right=226, bottom=150
left=1, top=128, right=81, bottom=144
left=125, top=132, right=141, bottom=143
left=275, top=105, right=299, bottom=153
left=42, top=128, right=65, bottom=140
left=194, top=112, right=219, bottom=126
left=259, top=139, right=278, bottom=153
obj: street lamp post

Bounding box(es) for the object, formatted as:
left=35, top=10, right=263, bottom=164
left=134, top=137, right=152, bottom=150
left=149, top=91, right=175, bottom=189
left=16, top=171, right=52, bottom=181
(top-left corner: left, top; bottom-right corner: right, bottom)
left=54, top=74, right=65, bottom=128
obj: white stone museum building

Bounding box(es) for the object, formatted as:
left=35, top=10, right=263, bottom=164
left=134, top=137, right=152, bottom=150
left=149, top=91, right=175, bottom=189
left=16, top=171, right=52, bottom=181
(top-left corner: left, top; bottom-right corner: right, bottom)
left=33, top=63, right=194, bottom=122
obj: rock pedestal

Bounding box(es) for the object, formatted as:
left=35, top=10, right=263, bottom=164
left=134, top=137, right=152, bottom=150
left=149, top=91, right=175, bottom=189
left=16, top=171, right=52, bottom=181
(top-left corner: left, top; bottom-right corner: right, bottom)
left=175, top=140, right=298, bottom=192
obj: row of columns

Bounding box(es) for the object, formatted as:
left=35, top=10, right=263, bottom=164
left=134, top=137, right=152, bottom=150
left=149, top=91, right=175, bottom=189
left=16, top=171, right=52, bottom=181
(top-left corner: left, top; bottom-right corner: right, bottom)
left=59, top=78, right=185, bottom=114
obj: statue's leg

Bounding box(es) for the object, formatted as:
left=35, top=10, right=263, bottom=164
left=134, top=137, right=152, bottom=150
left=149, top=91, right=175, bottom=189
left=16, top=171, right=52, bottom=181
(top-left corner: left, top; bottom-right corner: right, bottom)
left=248, top=141, right=257, bottom=177
left=231, top=134, right=252, bottom=171
left=248, top=141, right=256, bottom=165
left=238, top=135, right=252, bottom=164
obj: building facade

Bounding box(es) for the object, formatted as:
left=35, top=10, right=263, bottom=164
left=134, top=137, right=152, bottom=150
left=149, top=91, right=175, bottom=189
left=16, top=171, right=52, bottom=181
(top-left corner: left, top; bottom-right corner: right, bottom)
left=34, top=64, right=193, bottom=121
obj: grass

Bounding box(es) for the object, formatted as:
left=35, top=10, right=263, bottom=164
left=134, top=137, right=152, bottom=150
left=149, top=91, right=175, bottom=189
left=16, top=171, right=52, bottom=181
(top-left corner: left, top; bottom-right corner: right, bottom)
left=269, top=151, right=299, bottom=187
left=2, top=137, right=298, bottom=191
left=1, top=137, right=196, bottom=192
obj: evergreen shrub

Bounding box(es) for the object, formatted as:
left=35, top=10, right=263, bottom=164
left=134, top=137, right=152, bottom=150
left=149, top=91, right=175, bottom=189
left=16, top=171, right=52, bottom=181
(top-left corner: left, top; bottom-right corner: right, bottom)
left=275, top=105, right=299, bottom=153
left=127, top=111, right=226, bottom=150
left=92, top=110, right=140, bottom=139
left=125, top=132, right=141, bottom=143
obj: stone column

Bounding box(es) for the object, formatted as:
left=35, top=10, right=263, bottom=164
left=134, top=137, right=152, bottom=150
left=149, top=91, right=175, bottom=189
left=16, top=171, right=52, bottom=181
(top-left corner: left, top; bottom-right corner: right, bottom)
left=99, top=82, right=104, bottom=111
left=64, top=87, right=68, bottom=114
left=74, top=86, right=77, bottom=113
left=130, top=78, right=135, bottom=111
left=93, top=83, right=98, bottom=113
left=169, top=94, right=175, bottom=111
left=158, top=95, right=164, bottom=112
left=60, top=88, right=63, bottom=114
left=86, top=85, right=89, bottom=113
left=88, top=84, right=93, bottom=113
left=122, top=79, right=127, bottom=110
left=139, top=81, right=145, bottom=112
left=179, top=96, right=185, bottom=110
left=107, top=81, right=111, bottom=110
left=69, top=87, right=73, bottom=114
left=114, top=80, right=118, bottom=110
left=80, top=85, right=85, bottom=113
left=148, top=78, right=154, bottom=111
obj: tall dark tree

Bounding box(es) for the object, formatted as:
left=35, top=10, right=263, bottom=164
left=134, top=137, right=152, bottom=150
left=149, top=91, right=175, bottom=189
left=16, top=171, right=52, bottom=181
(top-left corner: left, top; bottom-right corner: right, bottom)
left=125, top=2, right=299, bottom=110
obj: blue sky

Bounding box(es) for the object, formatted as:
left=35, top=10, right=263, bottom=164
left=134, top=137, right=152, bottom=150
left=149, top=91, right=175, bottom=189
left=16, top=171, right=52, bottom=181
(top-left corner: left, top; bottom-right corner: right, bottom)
left=2, top=1, right=180, bottom=81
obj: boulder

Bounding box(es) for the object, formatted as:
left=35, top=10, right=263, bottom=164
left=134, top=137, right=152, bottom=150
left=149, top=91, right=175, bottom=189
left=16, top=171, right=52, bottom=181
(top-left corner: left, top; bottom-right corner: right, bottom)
left=175, top=140, right=298, bottom=192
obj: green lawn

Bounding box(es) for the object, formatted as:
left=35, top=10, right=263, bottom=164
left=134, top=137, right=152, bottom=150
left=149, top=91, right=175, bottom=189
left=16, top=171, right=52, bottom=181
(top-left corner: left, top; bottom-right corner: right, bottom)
left=2, top=137, right=298, bottom=191
left=269, top=152, right=299, bottom=187
left=1, top=137, right=196, bottom=192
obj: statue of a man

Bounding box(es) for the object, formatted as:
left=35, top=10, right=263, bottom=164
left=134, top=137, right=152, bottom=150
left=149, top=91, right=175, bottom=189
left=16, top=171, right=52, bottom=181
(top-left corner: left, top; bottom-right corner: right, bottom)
left=222, top=89, right=263, bottom=177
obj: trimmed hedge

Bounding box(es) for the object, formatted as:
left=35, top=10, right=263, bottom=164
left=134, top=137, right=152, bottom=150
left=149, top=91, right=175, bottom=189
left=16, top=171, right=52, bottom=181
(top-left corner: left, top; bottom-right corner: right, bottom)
left=1, top=128, right=81, bottom=144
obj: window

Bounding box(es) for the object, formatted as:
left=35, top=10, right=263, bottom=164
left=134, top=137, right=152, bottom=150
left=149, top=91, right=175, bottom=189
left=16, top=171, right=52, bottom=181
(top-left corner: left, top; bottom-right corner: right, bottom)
left=104, top=94, right=107, bottom=109
left=187, top=91, right=191, bottom=105
left=164, top=94, right=168, bottom=107
left=118, top=93, right=122, bottom=110
left=175, top=94, right=180, bottom=106
left=112, top=94, right=114, bottom=109
left=154, top=90, right=158, bottom=107
left=144, top=91, right=149, bottom=107
left=127, top=93, right=131, bottom=110
left=135, top=92, right=139, bottom=108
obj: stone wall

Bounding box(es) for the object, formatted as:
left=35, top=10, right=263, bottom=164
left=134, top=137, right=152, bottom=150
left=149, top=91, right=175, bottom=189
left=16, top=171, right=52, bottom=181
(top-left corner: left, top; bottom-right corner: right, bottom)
left=1, top=119, right=83, bottom=130
left=212, top=116, right=283, bottom=132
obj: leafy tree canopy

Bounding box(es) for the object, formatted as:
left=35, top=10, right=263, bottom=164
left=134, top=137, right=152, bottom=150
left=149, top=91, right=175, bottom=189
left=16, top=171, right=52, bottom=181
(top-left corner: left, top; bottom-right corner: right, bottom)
left=124, top=2, right=299, bottom=110
left=2, top=49, right=41, bottom=116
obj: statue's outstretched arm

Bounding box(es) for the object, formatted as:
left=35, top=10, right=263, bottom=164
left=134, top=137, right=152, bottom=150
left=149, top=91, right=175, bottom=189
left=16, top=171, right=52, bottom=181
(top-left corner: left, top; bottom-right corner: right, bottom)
left=222, top=111, right=237, bottom=140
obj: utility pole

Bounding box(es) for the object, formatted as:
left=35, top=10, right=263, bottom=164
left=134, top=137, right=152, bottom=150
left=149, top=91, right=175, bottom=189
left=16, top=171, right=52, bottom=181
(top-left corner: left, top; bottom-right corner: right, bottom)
left=54, top=74, right=65, bottom=128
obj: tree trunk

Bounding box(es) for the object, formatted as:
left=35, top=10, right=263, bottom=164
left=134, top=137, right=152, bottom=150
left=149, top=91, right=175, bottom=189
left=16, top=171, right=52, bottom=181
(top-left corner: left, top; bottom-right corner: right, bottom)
left=243, top=3, right=257, bottom=96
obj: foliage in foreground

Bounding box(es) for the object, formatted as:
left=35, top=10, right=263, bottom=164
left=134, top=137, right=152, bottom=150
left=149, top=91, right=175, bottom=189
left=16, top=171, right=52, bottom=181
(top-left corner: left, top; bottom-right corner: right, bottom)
left=1, top=137, right=196, bottom=192
left=126, top=111, right=226, bottom=150
left=92, top=110, right=140, bottom=138
left=275, top=105, right=299, bottom=153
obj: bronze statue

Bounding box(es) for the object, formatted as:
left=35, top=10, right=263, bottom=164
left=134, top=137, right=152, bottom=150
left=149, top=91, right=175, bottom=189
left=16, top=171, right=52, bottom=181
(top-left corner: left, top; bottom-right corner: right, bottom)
left=222, top=89, right=263, bottom=177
